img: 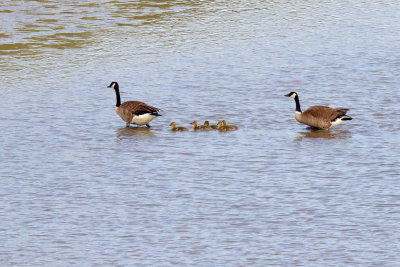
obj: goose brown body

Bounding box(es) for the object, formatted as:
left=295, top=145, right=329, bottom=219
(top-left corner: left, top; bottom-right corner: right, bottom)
left=115, top=101, right=160, bottom=126
left=296, top=106, right=350, bottom=129
left=286, top=92, right=352, bottom=130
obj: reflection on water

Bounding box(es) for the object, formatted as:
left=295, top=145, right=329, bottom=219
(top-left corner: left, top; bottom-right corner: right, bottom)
left=0, top=0, right=196, bottom=56
left=116, top=127, right=155, bottom=139
left=296, top=128, right=351, bottom=140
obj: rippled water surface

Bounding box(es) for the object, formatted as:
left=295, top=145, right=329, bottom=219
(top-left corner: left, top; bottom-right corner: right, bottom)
left=1, top=1, right=400, bottom=266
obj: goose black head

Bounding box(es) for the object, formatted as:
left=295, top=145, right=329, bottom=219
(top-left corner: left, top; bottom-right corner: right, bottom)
left=285, top=92, right=297, bottom=98
left=107, top=81, right=119, bottom=89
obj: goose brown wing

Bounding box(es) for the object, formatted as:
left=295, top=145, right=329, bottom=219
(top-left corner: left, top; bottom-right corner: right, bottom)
left=120, top=101, right=160, bottom=116
left=303, top=106, right=333, bottom=118
left=304, top=106, right=349, bottom=121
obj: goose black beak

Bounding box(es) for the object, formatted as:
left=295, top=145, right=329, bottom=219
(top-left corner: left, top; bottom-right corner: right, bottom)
left=284, top=93, right=291, bottom=97
left=107, top=85, right=111, bottom=88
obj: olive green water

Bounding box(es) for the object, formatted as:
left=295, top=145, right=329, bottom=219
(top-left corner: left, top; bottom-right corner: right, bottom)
left=1, top=1, right=400, bottom=266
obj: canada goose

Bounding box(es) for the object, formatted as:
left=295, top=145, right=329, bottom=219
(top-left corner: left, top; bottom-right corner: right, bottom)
left=203, top=121, right=218, bottom=129
left=285, top=92, right=352, bottom=129
left=108, top=82, right=161, bottom=127
left=191, top=121, right=212, bottom=130
left=217, top=120, right=238, bottom=131
left=170, top=122, right=189, bottom=131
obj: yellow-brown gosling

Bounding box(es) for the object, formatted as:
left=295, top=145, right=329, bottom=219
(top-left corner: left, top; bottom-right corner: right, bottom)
left=108, top=81, right=161, bottom=127
left=203, top=121, right=218, bottom=129
left=285, top=92, right=352, bottom=129
left=191, top=121, right=212, bottom=131
left=217, top=120, right=238, bottom=131
left=170, top=122, right=189, bottom=131
left=222, top=120, right=238, bottom=130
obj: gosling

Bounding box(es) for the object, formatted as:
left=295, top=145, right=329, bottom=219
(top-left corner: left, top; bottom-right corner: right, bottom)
left=170, top=122, right=189, bottom=131
left=217, top=120, right=238, bottom=131
left=203, top=121, right=218, bottom=129
left=191, top=121, right=212, bottom=131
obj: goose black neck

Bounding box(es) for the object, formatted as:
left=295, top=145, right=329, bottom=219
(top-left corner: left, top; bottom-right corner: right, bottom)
left=294, top=95, right=301, bottom=112
left=114, top=85, right=121, bottom=107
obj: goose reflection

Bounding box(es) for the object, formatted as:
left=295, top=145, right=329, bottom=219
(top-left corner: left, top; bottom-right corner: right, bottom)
left=296, top=128, right=351, bottom=140
left=116, top=127, right=155, bottom=139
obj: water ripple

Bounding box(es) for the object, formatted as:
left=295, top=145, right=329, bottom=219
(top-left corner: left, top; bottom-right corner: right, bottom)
left=1, top=0, right=400, bottom=266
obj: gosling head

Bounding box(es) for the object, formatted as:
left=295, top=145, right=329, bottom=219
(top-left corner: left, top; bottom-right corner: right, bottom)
left=170, top=122, right=176, bottom=127
left=285, top=92, right=297, bottom=99
left=204, top=121, right=210, bottom=126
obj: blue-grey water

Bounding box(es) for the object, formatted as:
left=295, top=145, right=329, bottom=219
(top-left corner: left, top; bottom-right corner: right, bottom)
left=1, top=1, right=400, bottom=266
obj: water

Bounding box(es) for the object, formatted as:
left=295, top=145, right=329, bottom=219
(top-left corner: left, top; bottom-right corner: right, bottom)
left=1, top=1, right=400, bottom=266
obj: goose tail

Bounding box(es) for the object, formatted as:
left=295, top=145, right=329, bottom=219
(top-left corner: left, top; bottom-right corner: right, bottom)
left=340, top=115, right=352, bottom=121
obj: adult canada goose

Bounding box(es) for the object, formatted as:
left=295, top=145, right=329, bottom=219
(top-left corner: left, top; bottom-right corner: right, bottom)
left=203, top=121, right=218, bottom=129
left=170, top=122, right=189, bottom=131
left=217, top=120, right=238, bottom=131
left=285, top=92, right=352, bottom=129
left=108, top=82, right=161, bottom=127
left=191, top=121, right=212, bottom=131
